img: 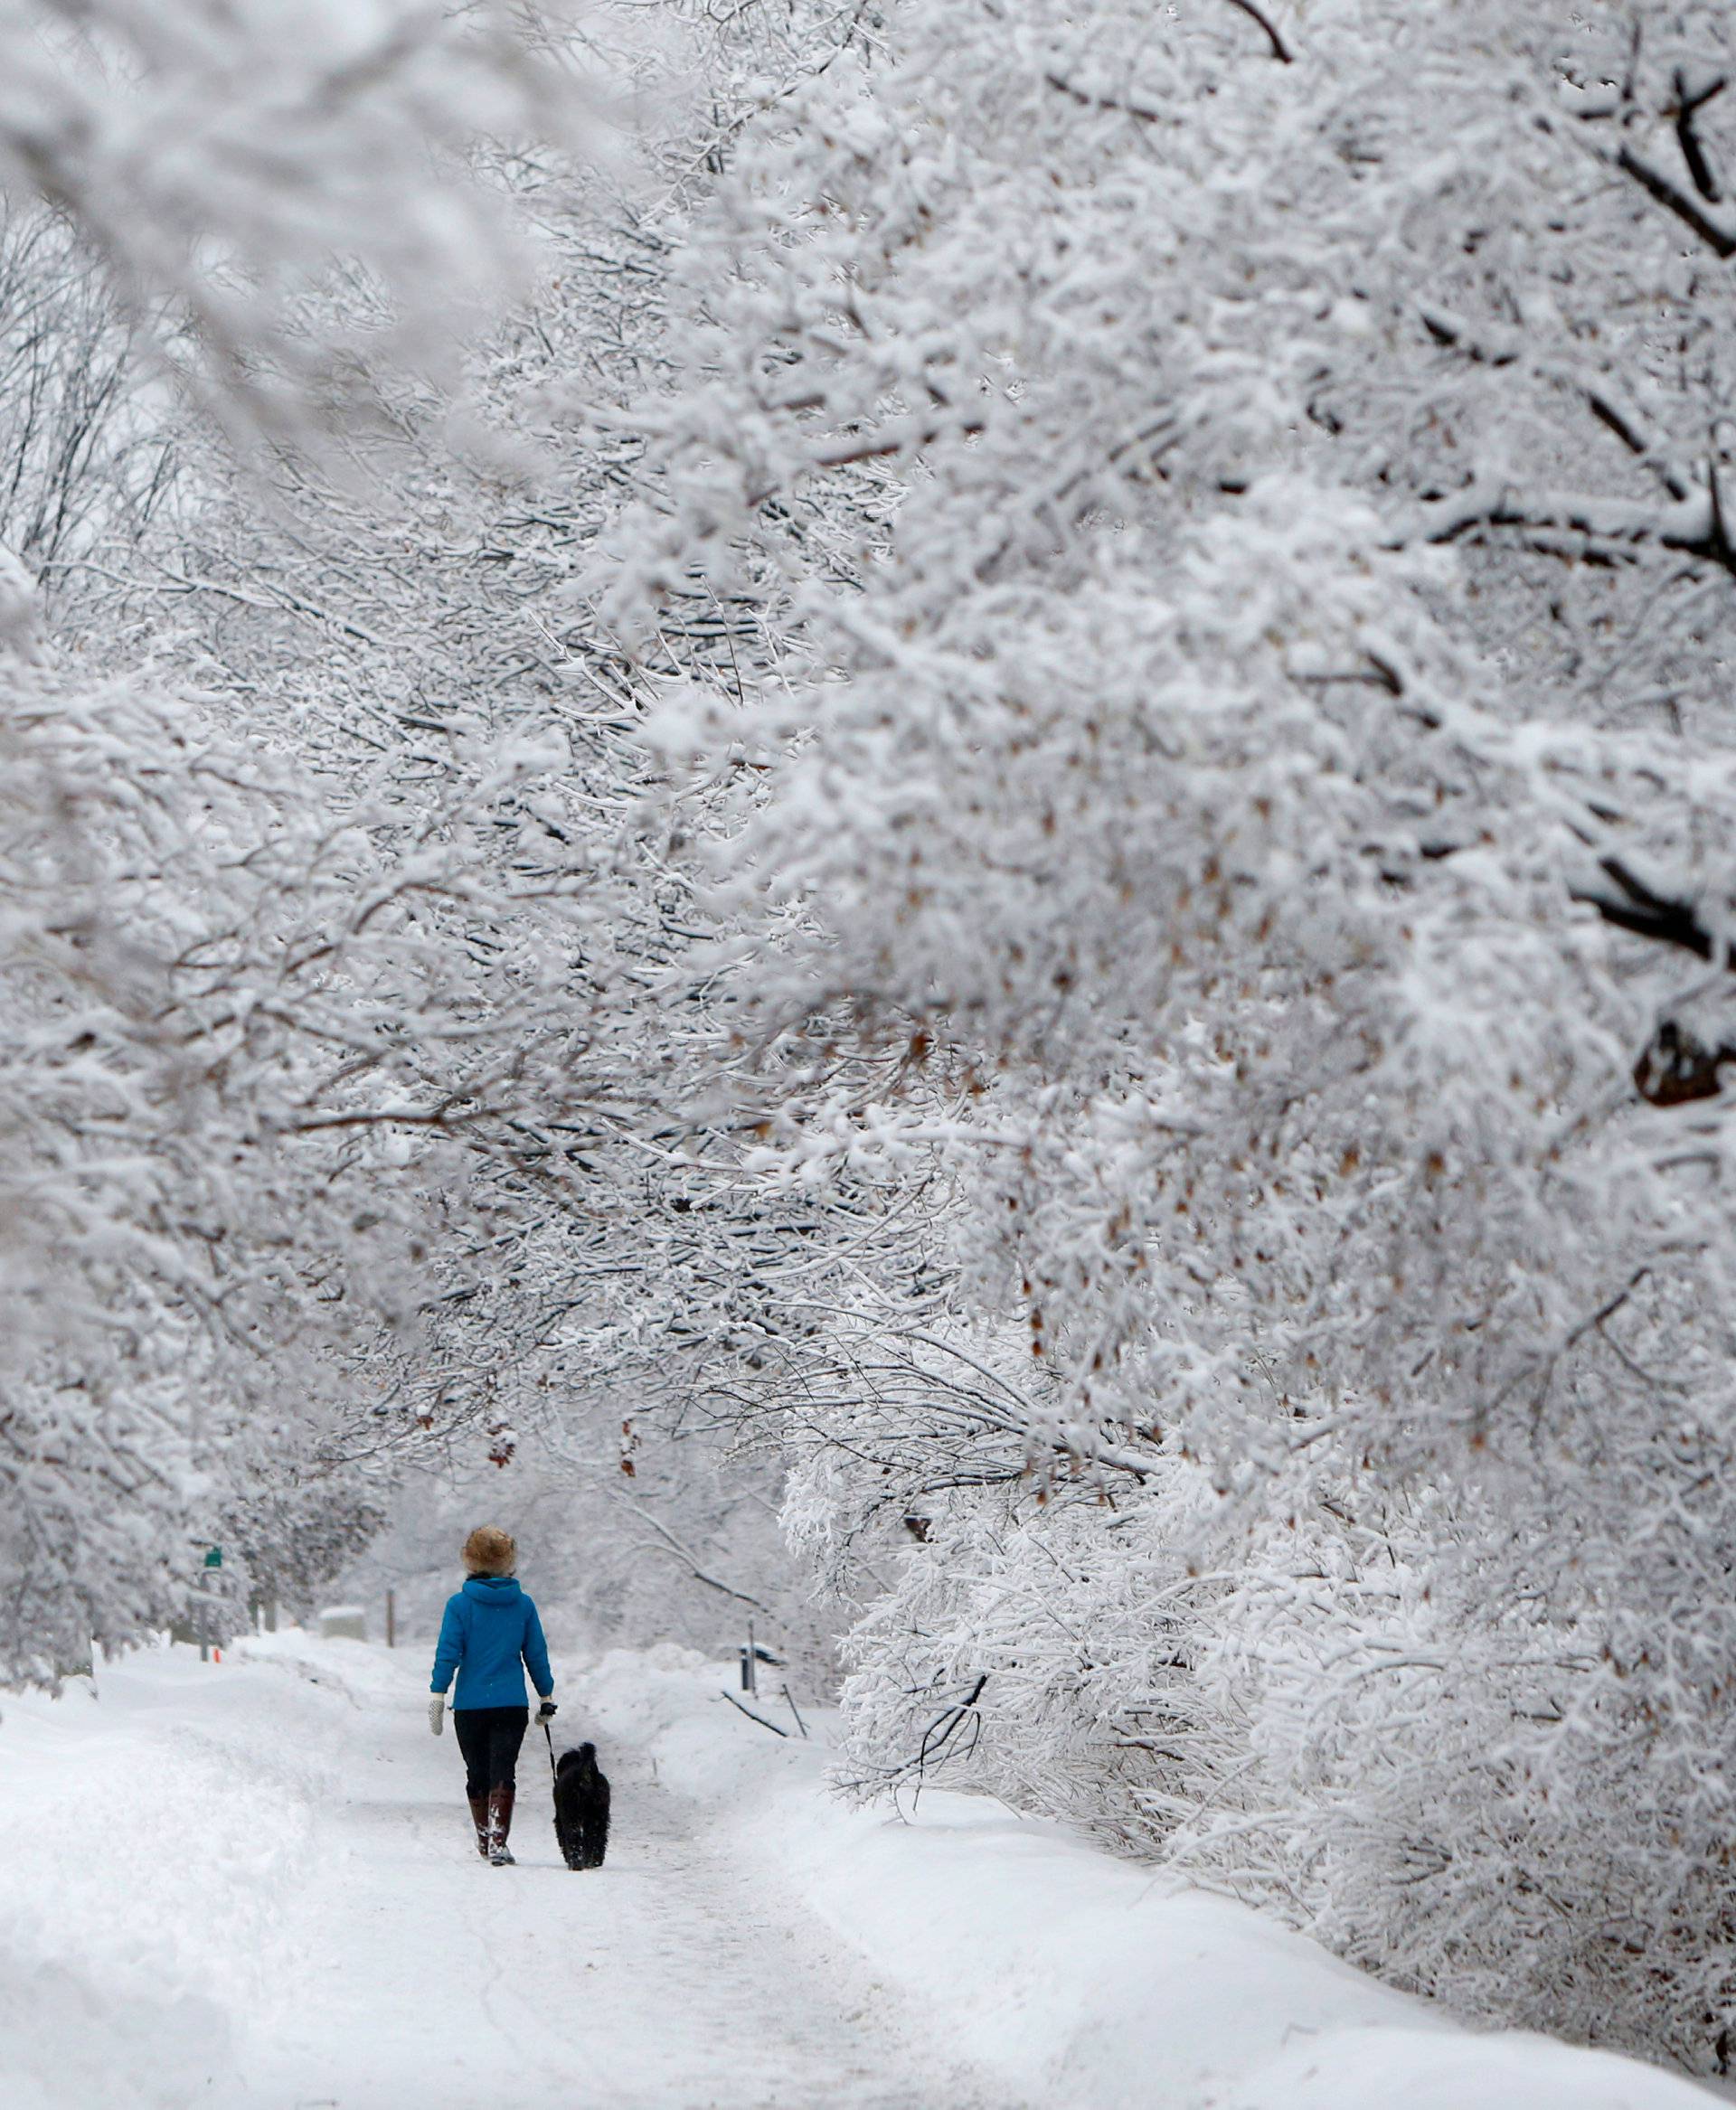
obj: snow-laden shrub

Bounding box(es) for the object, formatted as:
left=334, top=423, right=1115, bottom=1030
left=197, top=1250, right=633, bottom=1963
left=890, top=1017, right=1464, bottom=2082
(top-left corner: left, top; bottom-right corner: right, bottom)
left=1181, top=1479, right=1736, bottom=2064
left=820, top=1455, right=1736, bottom=2068
left=826, top=1483, right=1241, bottom=1845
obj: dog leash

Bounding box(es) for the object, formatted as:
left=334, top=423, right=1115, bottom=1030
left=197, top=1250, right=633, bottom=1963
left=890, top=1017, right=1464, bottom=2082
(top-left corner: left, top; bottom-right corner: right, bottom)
left=542, top=1718, right=557, bottom=1785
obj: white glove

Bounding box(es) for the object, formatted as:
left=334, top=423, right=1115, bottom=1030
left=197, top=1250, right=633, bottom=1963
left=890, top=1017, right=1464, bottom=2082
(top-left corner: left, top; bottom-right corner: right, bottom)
left=534, top=1695, right=558, bottom=1723
left=429, top=1696, right=446, bottom=1736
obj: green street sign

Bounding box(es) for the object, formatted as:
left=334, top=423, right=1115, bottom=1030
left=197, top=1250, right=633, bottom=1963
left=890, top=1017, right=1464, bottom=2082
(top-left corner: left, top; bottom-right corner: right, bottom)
left=203, top=1546, right=222, bottom=1569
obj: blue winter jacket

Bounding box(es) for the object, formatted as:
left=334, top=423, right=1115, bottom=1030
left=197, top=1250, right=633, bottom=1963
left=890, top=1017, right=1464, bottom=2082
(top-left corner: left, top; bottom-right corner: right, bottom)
left=429, top=1576, right=553, bottom=1711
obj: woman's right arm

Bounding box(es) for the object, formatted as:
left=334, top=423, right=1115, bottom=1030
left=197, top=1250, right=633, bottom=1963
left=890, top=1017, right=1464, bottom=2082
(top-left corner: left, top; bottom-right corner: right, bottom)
left=430, top=1598, right=464, bottom=1694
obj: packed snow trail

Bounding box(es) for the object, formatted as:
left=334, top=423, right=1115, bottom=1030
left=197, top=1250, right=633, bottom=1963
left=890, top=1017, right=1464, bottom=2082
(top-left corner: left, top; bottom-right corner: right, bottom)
left=242, top=1672, right=995, bottom=2110
left=0, top=1635, right=1015, bottom=2110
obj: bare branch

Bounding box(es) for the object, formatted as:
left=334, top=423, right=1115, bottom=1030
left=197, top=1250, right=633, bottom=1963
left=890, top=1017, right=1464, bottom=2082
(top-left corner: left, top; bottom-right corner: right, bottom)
left=1571, top=854, right=1732, bottom=966
left=1043, top=71, right=1162, bottom=124
left=1222, top=0, right=1293, bottom=63
left=1616, top=144, right=1736, bottom=257
left=1672, top=69, right=1728, bottom=203
left=1424, top=479, right=1736, bottom=578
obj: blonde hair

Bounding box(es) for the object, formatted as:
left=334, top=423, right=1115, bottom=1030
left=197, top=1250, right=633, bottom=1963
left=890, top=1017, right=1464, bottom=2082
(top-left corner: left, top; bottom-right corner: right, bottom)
left=462, top=1525, right=517, bottom=1577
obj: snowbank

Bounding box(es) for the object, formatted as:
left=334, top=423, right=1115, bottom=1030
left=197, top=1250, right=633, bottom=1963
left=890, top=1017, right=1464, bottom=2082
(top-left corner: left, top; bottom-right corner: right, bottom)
left=575, top=1646, right=1720, bottom=2110
left=0, top=1631, right=398, bottom=2110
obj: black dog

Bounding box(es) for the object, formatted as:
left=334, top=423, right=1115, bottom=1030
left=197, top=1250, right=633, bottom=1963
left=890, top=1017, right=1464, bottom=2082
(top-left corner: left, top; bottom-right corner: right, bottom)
left=552, top=1741, right=610, bottom=1870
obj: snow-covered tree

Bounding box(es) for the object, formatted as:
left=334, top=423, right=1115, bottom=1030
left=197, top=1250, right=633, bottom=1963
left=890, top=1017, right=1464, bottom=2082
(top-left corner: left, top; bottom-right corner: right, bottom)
left=0, top=0, right=593, bottom=447
left=616, top=0, right=1736, bottom=2066
left=0, top=0, right=603, bottom=1675
left=0, top=0, right=934, bottom=1681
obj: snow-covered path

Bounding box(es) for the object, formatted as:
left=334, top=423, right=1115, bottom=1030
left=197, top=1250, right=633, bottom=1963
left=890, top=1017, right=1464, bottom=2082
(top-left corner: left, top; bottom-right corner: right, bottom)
left=241, top=1672, right=997, bottom=2110
left=0, top=1634, right=1011, bottom=2110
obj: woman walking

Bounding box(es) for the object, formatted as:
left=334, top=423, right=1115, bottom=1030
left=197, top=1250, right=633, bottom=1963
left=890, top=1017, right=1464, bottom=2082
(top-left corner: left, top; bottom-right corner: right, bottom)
left=429, top=1526, right=556, bottom=1865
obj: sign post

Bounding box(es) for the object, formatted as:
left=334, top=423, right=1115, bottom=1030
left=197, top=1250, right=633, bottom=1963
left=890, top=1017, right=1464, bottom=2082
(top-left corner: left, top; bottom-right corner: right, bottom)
left=201, top=1546, right=222, bottom=1663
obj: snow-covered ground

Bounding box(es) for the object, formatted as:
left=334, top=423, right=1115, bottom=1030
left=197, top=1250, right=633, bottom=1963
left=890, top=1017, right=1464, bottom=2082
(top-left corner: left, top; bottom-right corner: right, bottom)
left=0, top=1632, right=1719, bottom=2109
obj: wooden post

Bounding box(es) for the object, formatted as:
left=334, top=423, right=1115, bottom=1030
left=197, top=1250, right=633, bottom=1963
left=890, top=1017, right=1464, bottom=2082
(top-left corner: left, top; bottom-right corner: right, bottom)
left=781, top=1682, right=808, bottom=1738
left=386, top=1588, right=397, bottom=1650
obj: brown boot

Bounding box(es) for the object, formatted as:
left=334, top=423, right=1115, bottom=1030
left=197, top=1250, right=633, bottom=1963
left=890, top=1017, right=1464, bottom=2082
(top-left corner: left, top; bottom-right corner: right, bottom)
left=486, top=1786, right=516, bottom=1865
left=467, top=1792, right=490, bottom=1859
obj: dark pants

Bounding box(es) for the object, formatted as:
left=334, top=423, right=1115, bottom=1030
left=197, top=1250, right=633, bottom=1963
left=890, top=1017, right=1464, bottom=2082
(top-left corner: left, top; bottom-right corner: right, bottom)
left=454, top=1705, right=528, bottom=1795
